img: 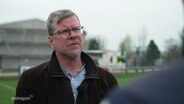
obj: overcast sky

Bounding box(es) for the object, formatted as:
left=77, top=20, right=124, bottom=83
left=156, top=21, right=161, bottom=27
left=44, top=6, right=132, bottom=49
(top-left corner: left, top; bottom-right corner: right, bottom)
left=0, top=0, right=183, bottom=51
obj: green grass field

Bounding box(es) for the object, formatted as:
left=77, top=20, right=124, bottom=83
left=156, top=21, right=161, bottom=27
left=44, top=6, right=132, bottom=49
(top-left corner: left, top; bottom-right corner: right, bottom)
left=0, top=73, right=145, bottom=104
left=0, top=77, right=18, bottom=104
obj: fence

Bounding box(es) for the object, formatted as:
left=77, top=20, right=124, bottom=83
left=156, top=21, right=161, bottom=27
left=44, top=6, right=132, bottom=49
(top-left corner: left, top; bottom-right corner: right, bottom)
left=108, top=65, right=162, bottom=73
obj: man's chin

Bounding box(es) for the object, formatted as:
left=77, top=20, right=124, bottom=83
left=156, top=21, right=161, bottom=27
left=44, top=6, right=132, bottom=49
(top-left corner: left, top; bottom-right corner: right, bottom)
left=65, top=50, right=81, bottom=58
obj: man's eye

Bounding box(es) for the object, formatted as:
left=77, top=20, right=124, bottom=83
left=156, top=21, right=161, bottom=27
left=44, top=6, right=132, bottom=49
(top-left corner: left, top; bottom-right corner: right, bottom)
left=59, top=30, right=69, bottom=34
left=72, top=28, right=80, bottom=32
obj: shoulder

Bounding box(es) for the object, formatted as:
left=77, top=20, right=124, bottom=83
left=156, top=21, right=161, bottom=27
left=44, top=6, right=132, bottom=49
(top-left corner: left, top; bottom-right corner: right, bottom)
left=16, top=62, right=50, bottom=97
left=97, top=67, right=114, bottom=78
left=21, top=61, right=49, bottom=79
left=97, top=66, right=118, bottom=87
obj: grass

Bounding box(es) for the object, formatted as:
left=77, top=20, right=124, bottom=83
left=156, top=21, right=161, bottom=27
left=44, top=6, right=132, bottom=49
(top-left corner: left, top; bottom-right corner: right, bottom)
left=0, top=77, right=18, bottom=104
left=0, top=72, right=145, bottom=104
left=114, top=72, right=145, bottom=86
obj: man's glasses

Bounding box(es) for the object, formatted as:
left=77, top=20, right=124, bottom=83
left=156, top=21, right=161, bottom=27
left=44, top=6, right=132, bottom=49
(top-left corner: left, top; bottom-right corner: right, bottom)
left=53, top=26, right=84, bottom=38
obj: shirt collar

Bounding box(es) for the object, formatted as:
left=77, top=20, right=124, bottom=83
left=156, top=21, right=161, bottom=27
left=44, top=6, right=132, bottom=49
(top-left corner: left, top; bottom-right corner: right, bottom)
left=61, top=64, right=86, bottom=77
left=48, top=51, right=99, bottom=79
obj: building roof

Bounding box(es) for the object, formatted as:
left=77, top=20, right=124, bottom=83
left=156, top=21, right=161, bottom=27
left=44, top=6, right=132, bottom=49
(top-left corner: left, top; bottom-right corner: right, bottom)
left=0, top=18, right=47, bottom=30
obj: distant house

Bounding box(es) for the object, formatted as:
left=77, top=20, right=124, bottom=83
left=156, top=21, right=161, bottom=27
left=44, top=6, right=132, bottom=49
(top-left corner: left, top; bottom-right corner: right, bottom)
left=84, top=50, right=125, bottom=72
left=0, top=18, right=53, bottom=70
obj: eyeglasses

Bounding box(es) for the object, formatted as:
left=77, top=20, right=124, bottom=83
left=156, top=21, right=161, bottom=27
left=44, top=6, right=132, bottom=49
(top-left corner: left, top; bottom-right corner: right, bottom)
left=53, top=26, right=84, bottom=38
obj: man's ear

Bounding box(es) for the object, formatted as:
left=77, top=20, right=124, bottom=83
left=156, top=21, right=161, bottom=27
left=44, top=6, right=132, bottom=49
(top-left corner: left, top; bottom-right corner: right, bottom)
left=48, top=36, right=55, bottom=49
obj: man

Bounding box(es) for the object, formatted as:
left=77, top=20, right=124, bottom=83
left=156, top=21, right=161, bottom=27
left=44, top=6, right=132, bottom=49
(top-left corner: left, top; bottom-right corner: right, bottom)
left=15, top=9, right=118, bottom=104
left=100, top=60, right=184, bottom=104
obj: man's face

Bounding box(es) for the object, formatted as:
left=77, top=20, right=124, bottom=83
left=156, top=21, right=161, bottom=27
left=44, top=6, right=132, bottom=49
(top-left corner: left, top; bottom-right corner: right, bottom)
left=48, top=15, right=84, bottom=58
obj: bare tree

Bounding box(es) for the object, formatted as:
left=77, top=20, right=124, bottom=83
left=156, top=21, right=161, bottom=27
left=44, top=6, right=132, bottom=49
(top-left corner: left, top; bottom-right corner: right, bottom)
left=138, top=25, right=148, bottom=51
left=182, top=0, right=184, bottom=57
left=181, top=29, right=184, bottom=57
left=163, top=38, right=181, bottom=63
left=119, top=34, right=133, bottom=63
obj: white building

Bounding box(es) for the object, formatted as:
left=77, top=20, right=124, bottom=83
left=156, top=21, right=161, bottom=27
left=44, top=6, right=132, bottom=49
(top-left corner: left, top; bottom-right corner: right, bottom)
left=0, top=18, right=52, bottom=70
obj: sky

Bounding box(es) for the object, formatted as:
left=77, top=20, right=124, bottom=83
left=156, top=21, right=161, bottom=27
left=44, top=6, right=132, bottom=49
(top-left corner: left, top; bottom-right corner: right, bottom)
left=0, top=0, right=183, bottom=51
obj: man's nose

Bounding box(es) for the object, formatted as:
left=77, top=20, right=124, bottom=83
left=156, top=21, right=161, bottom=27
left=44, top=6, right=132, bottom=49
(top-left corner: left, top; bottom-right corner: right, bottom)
left=68, top=30, right=77, bottom=38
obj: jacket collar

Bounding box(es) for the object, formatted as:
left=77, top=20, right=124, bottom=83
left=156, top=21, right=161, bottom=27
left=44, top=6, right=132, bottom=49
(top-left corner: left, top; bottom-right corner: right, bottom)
left=48, top=51, right=99, bottom=79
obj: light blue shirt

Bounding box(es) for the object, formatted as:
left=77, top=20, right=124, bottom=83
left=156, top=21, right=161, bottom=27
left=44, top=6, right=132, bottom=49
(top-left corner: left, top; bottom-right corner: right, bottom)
left=61, top=65, right=86, bottom=103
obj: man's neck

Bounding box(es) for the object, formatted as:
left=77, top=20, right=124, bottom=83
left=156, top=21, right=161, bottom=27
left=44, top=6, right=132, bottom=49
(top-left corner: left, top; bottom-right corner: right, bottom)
left=56, top=52, right=83, bottom=75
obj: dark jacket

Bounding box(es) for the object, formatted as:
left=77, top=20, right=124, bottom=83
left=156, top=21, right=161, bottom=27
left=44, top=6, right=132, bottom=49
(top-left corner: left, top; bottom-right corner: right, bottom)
left=15, top=51, right=118, bottom=104
left=103, top=60, right=184, bottom=104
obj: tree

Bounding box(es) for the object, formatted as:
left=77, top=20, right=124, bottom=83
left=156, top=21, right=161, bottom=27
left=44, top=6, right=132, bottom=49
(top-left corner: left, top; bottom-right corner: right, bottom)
left=146, top=40, right=161, bottom=66
left=119, top=35, right=133, bottom=63
left=138, top=25, right=148, bottom=51
left=163, top=38, right=181, bottom=63
left=87, top=37, right=103, bottom=50
left=181, top=0, right=184, bottom=57
left=138, top=25, right=148, bottom=66
left=181, top=28, right=184, bottom=57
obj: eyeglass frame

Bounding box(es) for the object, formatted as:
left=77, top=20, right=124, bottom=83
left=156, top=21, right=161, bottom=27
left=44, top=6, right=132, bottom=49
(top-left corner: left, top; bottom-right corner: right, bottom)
left=52, top=26, right=84, bottom=37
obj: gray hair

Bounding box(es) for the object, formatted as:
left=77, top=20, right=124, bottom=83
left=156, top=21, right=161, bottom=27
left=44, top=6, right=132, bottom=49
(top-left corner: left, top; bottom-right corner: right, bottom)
left=47, top=9, right=80, bottom=35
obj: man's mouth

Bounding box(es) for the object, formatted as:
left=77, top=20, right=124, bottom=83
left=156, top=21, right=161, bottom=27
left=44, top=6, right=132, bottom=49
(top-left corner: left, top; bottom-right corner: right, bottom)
left=68, top=43, right=79, bottom=47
